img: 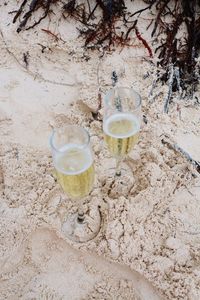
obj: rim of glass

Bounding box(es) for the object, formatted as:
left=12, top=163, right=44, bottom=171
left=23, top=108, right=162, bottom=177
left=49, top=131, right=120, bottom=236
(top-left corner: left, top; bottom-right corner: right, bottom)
left=50, top=125, right=90, bottom=153
left=104, top=86, right=142, bottom=111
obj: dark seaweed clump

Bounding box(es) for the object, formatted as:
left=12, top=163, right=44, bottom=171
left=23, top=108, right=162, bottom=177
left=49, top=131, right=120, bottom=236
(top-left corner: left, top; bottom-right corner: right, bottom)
left=12, top=0, right=152, bottom=53
left=12, top=0, right=200, bottom=99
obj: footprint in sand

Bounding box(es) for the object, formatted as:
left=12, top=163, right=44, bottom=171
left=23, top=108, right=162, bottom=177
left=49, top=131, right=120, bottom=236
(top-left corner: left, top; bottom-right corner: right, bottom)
left=0, top=216, right=26, bottom=274
left=20, top=227, right=163, bottom=300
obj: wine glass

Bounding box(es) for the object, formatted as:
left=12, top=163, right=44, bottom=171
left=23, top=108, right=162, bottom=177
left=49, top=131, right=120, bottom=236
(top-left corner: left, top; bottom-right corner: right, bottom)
left=103, top=87, right=141, bottom=176
left=50, top=125, right=101, bottom=243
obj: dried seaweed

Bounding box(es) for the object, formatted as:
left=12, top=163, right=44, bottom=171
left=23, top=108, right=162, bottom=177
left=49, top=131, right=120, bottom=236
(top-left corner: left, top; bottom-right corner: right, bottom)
left=13, top=0, right=152, bottom=54
left=12, top=0, right=200, bottom=100
left=13, top=0, right=59, bottom=32
left=148, top=0, right=200, bottom=99
left=135, top=25, right=153, bottom=57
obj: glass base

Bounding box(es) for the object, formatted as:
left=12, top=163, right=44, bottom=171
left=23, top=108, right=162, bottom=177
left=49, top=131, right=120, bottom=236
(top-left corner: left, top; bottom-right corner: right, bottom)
left=61, top=206, right=101, bottom=243
left=108, top=163, right=133, bottom=178
left=100, top=163, right=135, bottom=198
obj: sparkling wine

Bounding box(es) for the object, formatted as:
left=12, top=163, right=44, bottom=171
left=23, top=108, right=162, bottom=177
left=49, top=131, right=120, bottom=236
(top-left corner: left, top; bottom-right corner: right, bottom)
left=103, top=112, right=140, bottom=157
left=54, top=145, right=94, bottom=199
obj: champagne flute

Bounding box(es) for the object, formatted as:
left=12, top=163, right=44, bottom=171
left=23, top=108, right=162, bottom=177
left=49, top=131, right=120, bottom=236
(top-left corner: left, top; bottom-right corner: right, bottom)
left=103, top=87, right=141, bottom=176
left=50, top=125, right=101, bottom=243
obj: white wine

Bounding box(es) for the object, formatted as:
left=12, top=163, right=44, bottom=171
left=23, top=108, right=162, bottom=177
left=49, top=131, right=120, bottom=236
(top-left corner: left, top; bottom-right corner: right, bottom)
left=103, top=112, right=140, bottom=157
left=54, top=145, right=94, bottom=199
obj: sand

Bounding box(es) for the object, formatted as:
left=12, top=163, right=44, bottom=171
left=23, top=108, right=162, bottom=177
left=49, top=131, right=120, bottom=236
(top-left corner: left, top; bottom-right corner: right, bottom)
left=0, top=1, right=200, bottom=299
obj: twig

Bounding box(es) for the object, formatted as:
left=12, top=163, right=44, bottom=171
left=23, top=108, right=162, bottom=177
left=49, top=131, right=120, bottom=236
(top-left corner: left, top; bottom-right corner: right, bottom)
left=151, top=0, right=170, bottom=37
left=174, top=66, right=182, bottom=95
left=16, top=0, right=40, bottom=32
left=26, top=0, right=52, bottom=31
left=87, top=2, right=98, bottom=21
left=161, top=138, right=200, bottom=173
left=41, top=28, right=59, bottom=41
left=163, top=64, right=174, bottom=113
left=13, top=0, right=28, bottom=23
left=130, top=1, right=156, bottom=18
left=124, top=20, right=137, bottom=41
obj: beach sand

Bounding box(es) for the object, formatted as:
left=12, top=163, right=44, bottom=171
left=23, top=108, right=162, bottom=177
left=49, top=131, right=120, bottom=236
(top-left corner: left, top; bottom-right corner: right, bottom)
left=0, top=1, right=200, bottom=299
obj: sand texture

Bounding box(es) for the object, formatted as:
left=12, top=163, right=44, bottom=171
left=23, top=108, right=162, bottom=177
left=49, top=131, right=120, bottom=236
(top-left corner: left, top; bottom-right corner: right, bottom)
left=0, top=1, right=200, bottom=299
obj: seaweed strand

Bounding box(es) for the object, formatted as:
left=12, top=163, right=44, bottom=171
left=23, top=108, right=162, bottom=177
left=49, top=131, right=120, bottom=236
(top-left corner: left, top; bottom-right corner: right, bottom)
left=15, top=0, right=40, bottom=32
left=26, top=0, right=52, bottom=31
left=135, top=26, right=153, bottom=57
left=13, top=0, right=28, bottom=23
left=151, top=0, right=170, bottom=37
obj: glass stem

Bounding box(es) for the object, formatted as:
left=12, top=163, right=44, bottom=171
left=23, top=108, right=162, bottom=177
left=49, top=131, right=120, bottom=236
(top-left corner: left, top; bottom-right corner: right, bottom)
left=115, top=157, right=122, bottom=176
left=77, top=203, right=85, bottom=223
